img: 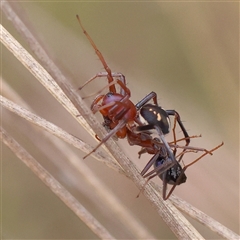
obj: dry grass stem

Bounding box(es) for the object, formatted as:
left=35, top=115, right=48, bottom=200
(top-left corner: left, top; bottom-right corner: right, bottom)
left=1, top=82, right=156, bottom=239
left=0, top=94, right=122, bottom=174
left=0, top=127, right=115, bottom=240
left=151, top=183, right=240, bottom=240
left=170, top=194, right=240, bottom=240
left=0, top=22, right=95, bottom=138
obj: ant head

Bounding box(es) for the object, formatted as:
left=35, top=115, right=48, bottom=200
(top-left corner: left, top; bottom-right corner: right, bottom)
left=155, top=157, right=187, bottom=185
left=139, top=104, right=170, bottom=135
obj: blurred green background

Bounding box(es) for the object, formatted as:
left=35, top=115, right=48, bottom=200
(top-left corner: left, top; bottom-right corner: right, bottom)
left=2, top=1, right=239, bottom=239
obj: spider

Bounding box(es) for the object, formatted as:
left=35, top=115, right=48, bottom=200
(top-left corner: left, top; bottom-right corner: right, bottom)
left=77, top=15, right=140, bottom=159
left=76, top=15, right=188, bottom=162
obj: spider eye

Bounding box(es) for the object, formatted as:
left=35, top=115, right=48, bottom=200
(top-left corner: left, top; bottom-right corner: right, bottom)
left=106, top=92, right=114, bottom=97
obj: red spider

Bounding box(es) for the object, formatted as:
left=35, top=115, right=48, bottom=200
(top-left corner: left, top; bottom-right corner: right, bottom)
left=77, top=15, right=142, bottom=159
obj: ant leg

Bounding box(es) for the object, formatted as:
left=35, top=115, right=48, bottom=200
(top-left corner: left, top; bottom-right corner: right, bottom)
left=142, top=157, right=174, bottom=180
left=111, top=72, right=126, bottom=85
left=168, top=143, right=213, bottom=155
left=166, top=110, right=189, bottom=145
left=137, top=159, right=174, bottom=198
left=163, top=142, right=224, bottom=200
left=140, top=152, right=161, bottom=176
left=141, top=144, right=174, bottom=180
left=164, top=180, right=177, bottom=200
left=171, top=115, right=178, bottom=157
left=115, top=73, right=126, bottom=96
left=154, top=125, right=176, bottom=164
left=135, top=91, right=158, bottom=111
left=136, top=174, right=158, bottom=198
left=170, top=115, right=194, bottom=160
left=113, top=78, right=131, bottom=97
left=169, top=135, right=201, bottom=145
left=134, top=123, right=177, bottom=163
left=182, top=142, right=224, bottom=169
left=166, top=110, right=190, bottom=161
left=134, top=124, right=155, bottom=133
left=149, top=134, right=211, bottom=155
left=162, top=175, right=169, bottom=200
left=138, top=148, right=147, bottom=158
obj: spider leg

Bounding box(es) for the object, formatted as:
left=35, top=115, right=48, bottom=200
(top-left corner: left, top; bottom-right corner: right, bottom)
left=76, top=15, right=115, bottom=92
left=83, top=119, right=128, bottom=159
left=79, top=73, right=127, bottom=95
left=92, top=101, right=116, bottom=114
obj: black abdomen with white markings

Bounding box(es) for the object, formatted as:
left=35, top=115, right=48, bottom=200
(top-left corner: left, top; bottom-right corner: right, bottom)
left=139, top=104, right=170, bottom=134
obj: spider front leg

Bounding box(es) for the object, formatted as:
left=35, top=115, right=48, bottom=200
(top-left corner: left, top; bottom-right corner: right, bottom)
left=77, top=15, right=115, bottom=90
left=83, top=119, right=128, bottom=159
left=77, top=15, right=128, bottom=96
left=79, top=72, right=127, bottom=96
